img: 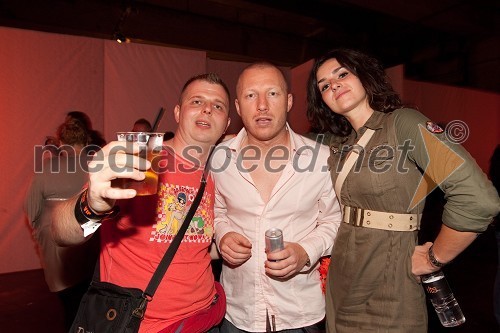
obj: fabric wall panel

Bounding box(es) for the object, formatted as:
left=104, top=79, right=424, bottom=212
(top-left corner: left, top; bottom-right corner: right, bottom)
left=104, top=42, right=206, bottom=140
left=0, top=27, right=104, bottom=273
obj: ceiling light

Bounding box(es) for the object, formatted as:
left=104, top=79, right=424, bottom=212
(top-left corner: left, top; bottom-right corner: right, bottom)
left=112, top=4, right=134, bottom=44
left=113, top=31, right=129, bottom=44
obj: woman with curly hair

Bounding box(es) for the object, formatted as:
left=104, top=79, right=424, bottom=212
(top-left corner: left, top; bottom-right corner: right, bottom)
left=307, top=48, right=499, bottom=332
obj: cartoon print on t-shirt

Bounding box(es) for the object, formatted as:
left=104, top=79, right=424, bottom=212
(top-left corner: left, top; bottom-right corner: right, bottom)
left=157, top=192, right=187, bottom=234
left=152, top=182, right=213, bottom=243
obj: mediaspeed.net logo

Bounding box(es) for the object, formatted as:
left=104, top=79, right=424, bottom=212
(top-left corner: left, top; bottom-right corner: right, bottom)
left=32, top=141, right=329, bottom=175
left=31, top=119, right=469, bottom=208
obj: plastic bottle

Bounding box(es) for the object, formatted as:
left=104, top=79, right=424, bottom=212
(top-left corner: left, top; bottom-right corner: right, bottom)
left=421, top=270, right=466, bottom=327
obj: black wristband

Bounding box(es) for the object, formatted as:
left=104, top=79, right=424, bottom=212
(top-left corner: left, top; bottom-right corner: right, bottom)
left=74, top=188, right=119, bottom=225
left=428, top=245, right=446, bottom=268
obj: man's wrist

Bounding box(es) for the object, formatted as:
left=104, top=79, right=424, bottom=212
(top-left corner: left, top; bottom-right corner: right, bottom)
left=74, top=189, right=119, bottom=236
left=303, top=251, right=312, bottom=268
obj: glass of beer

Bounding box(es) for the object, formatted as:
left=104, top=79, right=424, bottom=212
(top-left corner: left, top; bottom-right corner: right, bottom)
left=111, top=132, right=164, bottom=196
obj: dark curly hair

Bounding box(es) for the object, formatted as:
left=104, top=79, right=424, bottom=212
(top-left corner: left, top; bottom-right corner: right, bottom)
left=307, top=48, right=402, bottom=137
left=57, top=119, right=89, bottom=146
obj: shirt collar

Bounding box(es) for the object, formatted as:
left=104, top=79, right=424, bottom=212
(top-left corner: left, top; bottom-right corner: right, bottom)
left=351, top=110, right=387, bottom=139
left=361, top=110, right=385, bottom=131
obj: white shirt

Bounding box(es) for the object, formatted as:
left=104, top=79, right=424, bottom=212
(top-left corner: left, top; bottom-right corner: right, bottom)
left=213, top=125, right=342, bottom=331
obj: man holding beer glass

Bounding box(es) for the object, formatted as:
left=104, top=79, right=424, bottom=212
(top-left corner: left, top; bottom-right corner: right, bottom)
left=52, top=73, right=231, bottom=332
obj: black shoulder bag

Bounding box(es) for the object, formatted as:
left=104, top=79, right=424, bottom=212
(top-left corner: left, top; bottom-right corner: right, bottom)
left=70, top=163, right=210, bottom=333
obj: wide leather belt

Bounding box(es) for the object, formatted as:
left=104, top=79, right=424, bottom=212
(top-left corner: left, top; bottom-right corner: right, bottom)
left=342, top=205, right=421, bottom=231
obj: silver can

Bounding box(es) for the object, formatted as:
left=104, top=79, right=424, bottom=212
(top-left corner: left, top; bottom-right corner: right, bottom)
left=265, top=228, right=284, bottom=253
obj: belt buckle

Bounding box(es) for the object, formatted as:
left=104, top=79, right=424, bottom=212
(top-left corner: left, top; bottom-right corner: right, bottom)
left=350, top=207, right=365, bottom=227
left=358, top=208, right=364, bottom=226
left=343, top=206, right=351, bottom=225
left=351, top=207, right=358, bottom=226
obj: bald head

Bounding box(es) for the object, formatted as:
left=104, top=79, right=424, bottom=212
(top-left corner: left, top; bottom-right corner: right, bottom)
left=236, top=62, right=289, bottom=97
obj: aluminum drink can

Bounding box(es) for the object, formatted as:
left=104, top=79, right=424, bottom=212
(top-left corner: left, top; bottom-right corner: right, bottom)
left=265, top=228, right=284, bottom=253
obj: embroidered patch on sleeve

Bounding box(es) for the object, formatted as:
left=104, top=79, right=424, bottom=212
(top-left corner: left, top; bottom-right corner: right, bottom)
left=426, top=121, right=444, bottom=134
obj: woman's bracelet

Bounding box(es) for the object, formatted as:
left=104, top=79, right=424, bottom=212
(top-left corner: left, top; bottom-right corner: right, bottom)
left=428, top=245, right=447, bottom=268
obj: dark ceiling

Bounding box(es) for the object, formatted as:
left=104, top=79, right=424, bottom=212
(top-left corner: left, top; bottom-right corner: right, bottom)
left=1, top=0, right=499, bottom=93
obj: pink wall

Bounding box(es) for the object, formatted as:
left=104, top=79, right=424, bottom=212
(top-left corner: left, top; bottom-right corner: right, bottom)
left=0, top=28, right=105, bottom=273
left=385, top=65, right=405, bottom=100
left=103, top=42, right=206, bottom=140
left=403, top=80, right=499, bottom=172
left=290, top=59, right=314, bottom=134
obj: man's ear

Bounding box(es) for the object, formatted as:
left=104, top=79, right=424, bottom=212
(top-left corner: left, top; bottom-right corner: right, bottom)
left=235, top=99, right=241, bottom=117
left=287, top=93, right=293, bottom=113
left=174, top=105, right=181, bottom=124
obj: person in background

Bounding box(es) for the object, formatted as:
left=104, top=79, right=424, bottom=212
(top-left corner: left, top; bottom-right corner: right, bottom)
left=132, top=118, right=153, bottom=132
left=43, top=135, right=60, bottom=158
left=306, top=48, right=500, bottom=332
left=66, top=110, right=106, bottom=148
left=51, top=73, right=231, bottom=333
left=212, top=62, right=342, bottom=332
left=24, top=119, right=99, bottom=331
